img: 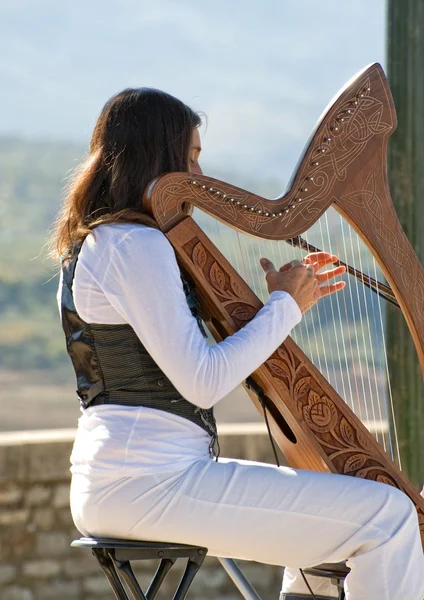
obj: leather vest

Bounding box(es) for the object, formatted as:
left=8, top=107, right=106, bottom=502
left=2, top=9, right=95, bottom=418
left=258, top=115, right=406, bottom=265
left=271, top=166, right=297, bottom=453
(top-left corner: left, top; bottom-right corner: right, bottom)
left=60, top=242, right=218, bottom=456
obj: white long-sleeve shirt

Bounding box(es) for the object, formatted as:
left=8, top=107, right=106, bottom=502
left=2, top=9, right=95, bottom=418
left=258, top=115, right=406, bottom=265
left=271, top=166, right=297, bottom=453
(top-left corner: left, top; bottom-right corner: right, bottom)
left=62, top=223, right=302, bottom=476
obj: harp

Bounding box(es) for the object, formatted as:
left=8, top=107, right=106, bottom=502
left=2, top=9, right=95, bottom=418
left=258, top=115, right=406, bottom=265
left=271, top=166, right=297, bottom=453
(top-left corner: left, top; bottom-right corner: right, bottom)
left=144, top=63, right=424, bottom=547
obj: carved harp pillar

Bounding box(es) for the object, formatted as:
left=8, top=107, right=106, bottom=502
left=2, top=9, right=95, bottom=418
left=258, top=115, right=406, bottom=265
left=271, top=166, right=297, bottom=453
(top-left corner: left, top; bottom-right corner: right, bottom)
left=144, top=63, right=424, bottom=547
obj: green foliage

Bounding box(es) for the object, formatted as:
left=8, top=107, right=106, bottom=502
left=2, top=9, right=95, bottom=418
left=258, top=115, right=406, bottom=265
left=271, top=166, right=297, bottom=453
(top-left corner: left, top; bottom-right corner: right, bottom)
left=0, top=137, right=85, bottom=369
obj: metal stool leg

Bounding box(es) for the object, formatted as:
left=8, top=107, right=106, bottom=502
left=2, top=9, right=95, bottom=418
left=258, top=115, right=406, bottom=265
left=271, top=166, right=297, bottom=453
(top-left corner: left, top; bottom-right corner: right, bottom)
left=114, top=559, right=147, bottom=600
left=219, top=558, right=346, bottom=600
left=145, top=558, right=176, bottom=600
left=92, top=548, right=131, bottom=600
left=173, top=555, right=206, bottom=600
left=218, top=558, right=262, bottom=600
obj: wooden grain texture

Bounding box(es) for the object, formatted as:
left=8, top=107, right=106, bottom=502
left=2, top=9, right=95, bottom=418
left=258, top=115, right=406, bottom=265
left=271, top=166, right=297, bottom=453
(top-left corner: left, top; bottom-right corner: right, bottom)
left=144, top=62, right=424, bottom=547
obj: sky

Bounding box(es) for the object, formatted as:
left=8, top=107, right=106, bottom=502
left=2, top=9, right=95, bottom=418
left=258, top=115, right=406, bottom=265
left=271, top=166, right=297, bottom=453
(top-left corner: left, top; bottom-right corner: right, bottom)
left=0, top=0, right=387, bottom=184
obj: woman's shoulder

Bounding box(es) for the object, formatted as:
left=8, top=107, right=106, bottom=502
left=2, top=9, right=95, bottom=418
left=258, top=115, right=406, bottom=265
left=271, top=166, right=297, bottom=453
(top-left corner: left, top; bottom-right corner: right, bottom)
left=77, top=223, right=177, bottom=288
left=86, top=223, right=169, bottom=254
left=80, top=222, right=179, bottom=287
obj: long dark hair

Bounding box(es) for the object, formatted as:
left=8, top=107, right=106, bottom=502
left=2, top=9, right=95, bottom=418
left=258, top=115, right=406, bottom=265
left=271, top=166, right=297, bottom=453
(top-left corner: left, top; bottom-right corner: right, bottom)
left=51, top=88, right=201, bottom=259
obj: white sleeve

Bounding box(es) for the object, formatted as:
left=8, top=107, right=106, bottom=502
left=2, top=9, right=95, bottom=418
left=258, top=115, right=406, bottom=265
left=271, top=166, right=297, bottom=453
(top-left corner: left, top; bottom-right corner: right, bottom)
left=100, top=227, right=302, bottom=409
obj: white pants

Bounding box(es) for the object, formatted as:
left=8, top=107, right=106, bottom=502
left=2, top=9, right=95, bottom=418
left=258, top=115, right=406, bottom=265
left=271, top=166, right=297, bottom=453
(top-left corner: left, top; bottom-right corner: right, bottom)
left=71, top=457, right=424, bottom=600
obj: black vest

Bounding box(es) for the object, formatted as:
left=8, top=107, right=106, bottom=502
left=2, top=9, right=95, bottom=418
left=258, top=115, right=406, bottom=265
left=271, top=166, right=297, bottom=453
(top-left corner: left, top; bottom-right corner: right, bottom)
left=60, top=243, right=218, bottom=456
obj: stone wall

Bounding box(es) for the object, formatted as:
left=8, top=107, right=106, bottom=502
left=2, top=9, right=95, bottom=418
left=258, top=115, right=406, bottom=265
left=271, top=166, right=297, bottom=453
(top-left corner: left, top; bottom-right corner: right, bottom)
left=0, top=425, right=286, bottom=600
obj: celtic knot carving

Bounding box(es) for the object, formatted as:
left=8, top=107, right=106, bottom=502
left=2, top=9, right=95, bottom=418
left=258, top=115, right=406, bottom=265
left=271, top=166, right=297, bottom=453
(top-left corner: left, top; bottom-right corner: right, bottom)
left=292, top=75, right=393, bottom=227
left=340, top=171, right=424, bottom=325
left=151, top=66, right=395, bottom=240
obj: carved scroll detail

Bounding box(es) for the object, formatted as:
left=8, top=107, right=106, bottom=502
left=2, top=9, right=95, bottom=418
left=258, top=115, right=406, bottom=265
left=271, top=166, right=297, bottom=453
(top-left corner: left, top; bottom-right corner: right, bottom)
left=191, top=239, right=258, bottom=325
left=267, top=350, right=403, bottom=487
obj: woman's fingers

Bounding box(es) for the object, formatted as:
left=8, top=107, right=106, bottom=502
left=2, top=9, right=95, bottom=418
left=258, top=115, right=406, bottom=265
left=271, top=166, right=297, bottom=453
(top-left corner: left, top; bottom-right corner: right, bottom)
left=318, top=280, right=346, bottom=297
left=304, top=252, right=336, bottom=269
left=261, top=258, right=308, bottom=274
left=259, top=258, right=277, bottom=274
left=316, top=265, right=346, bottom=283
left=304, top=253, right=342, bottom=274
left=279, top=258, right=310, bottom=273
left=296, top=253, right=346, bottom=312
left=304, top=252, right=334, bottom=263
left=261, top=255, right=339, bottom=291
left=278, top=262, right=292, bottom=273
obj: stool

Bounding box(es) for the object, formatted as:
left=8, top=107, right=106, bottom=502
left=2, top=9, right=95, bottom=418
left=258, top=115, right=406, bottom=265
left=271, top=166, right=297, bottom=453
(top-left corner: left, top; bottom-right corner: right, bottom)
left=72, top=537, right=349, bottom=600
left=71, top=537, right=207, bottom=600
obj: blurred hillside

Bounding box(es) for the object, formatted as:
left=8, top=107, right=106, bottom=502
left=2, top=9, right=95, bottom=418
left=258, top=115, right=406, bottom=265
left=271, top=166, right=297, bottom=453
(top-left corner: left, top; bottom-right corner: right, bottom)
left=0, top=137, right=85, bottom=369
left=0, top=138, right=83, bottom=278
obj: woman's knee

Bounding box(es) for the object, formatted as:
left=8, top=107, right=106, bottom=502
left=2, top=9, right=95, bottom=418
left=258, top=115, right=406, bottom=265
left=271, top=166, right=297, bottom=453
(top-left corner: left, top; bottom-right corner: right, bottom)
left=370, top=481, right=418, bottom=536
left=387, top=485, right=416, bottom=518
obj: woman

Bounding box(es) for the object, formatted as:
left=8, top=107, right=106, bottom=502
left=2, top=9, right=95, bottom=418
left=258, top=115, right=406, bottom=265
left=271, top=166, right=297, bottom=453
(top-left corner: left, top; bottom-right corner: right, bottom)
left=52, top=88, right=424, bottom=600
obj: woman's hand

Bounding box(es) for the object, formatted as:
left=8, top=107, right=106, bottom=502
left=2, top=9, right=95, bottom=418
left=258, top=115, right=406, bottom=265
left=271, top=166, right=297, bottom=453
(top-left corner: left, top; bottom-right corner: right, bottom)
left=259, top=252, right=346, bottom=314
left=260, top=257, right=318, bottom=313
left=300, top=252, right=346, bottom=312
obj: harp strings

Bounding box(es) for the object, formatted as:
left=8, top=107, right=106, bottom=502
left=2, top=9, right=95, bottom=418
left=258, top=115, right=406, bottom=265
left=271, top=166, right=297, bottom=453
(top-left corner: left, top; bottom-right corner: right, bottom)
left=300, top=217, right=371, bottom=434
left=341, top=218, right=374, bottom=440
left=193, top=207, right=400, bottom=466
left=352, top=223, right=388, bottom=452
left=369, top=248, right=401, bottom=466
left=304, top=208, right=398, bottom=462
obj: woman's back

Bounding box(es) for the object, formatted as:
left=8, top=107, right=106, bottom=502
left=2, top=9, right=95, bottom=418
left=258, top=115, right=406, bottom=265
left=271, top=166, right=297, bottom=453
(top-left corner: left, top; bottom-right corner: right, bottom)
left=66, top=222, right=299, bottom=478
left=67, top=223, right=212, bottom=479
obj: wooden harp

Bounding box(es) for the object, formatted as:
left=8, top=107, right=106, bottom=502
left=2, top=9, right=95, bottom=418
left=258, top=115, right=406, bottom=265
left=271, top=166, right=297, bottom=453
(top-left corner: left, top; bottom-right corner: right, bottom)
left=144, top=63, right=424, bottom=547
